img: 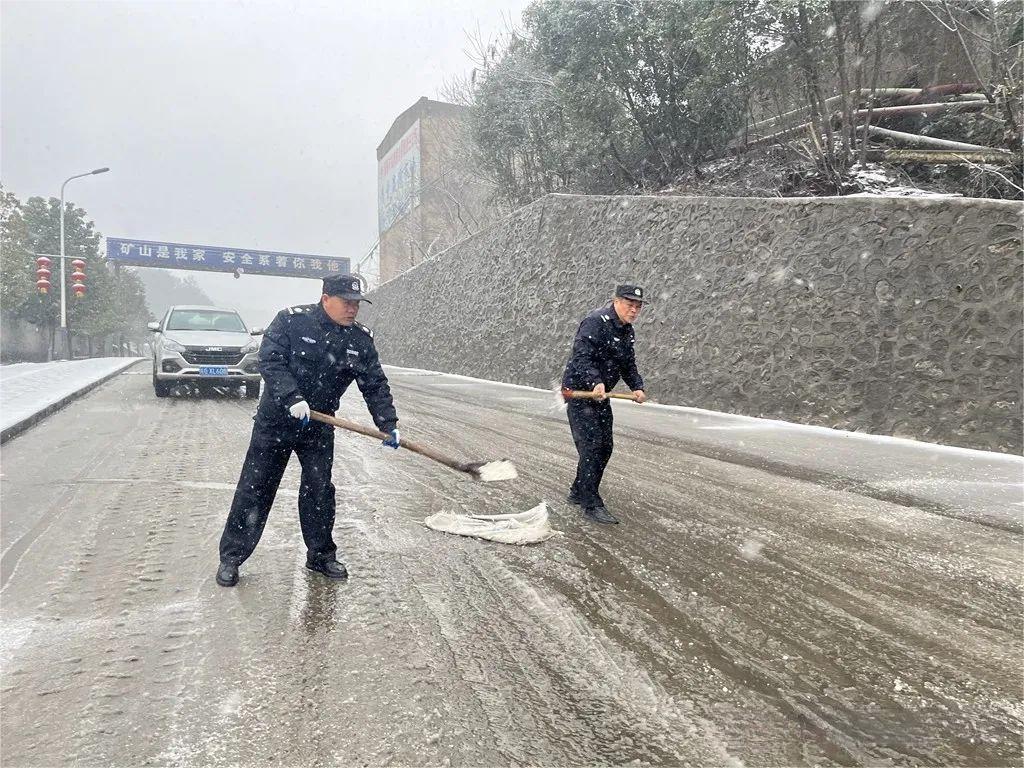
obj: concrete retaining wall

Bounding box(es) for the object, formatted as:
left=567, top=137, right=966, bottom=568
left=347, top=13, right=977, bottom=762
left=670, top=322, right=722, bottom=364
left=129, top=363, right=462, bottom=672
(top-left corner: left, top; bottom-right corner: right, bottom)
left=0, top=316, right=50, bottom=363
left=361, top=193, right=1023, bottom=454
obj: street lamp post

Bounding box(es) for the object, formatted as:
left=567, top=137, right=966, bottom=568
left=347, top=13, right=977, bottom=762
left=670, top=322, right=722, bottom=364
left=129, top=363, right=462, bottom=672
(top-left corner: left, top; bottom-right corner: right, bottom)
left=59, top=167, right=109, bottom=359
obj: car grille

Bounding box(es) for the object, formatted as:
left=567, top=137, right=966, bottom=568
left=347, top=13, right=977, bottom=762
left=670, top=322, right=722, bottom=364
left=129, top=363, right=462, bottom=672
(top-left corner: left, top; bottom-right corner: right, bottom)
left=182, top=347, right=244, bottom=366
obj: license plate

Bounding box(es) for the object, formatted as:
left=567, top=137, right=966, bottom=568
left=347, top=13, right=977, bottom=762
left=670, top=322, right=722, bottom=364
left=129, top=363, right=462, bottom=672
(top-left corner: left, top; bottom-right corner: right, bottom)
left=199, top=366, right=228, bottom=376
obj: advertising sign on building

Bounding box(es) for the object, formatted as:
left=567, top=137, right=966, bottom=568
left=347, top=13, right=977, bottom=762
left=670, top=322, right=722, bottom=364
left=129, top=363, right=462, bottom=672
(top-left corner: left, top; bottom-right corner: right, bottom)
left=378, top=120, right=421, bottom=233
left=106, top=238, right=350, bottom=279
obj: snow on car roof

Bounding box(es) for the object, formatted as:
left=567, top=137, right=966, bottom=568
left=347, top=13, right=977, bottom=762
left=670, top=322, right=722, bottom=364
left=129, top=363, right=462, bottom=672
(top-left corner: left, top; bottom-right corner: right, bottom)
left=168, top=305, right=241, bottom=313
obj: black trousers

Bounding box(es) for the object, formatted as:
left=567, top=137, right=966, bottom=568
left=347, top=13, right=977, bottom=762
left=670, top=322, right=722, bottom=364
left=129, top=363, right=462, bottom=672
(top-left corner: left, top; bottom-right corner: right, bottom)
left=567, top=399, right=614, bottom=508
left=219, top=419, right=337, bottom=567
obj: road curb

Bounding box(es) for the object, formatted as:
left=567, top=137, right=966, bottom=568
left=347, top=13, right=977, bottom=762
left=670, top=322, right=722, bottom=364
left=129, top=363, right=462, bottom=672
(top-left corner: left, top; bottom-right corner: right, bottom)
left=0, top=358, right=143, bottom=444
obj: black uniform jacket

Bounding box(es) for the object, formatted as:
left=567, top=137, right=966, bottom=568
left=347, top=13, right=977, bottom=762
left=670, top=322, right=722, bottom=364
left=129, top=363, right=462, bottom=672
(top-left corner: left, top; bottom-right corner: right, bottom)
left=562, top=305, right=644, bottom=393
left=256, top=302, right=398, bottom=432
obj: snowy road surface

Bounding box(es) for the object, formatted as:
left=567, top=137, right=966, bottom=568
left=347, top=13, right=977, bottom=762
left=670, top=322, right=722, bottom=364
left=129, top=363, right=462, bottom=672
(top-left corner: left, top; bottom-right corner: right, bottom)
left=1, top=362, right=1021, bottom=766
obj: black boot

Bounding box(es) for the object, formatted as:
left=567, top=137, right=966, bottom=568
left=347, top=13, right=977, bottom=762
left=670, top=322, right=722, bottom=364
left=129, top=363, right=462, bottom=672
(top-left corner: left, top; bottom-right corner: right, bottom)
left=306, top=559, right=349, bottom=580
left=216, top=561, right=239, bottom=587
left=583, top=505, right=619, bottom=525
left=566, top=491, right=583, bottom=506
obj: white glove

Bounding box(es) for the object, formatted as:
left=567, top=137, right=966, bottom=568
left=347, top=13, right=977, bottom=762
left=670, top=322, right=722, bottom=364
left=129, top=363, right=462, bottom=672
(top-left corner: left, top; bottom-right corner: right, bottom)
left=288, top=400, right=310, bottom=425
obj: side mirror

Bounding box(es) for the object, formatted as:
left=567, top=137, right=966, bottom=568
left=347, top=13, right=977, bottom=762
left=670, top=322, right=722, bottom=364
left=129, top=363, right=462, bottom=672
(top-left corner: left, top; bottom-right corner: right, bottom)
left=147, top=322, right=161, bottom=332
left=249, top=327, right=264, bottom=336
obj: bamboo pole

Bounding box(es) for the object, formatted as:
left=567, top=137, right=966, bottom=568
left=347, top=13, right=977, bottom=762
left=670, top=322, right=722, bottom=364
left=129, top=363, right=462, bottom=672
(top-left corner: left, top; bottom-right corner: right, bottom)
left=851, top=100, right=990, bottom=119
left=738, top=88, right=923, bottom=139
left=864, top=125, right=1009, bottom=152
left=863, top=148, right=1016, bottom=164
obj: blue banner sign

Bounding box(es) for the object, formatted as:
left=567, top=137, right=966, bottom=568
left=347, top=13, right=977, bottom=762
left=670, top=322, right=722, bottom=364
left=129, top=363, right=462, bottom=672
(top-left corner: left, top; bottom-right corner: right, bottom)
left=105, top=237, right=350, bottom=279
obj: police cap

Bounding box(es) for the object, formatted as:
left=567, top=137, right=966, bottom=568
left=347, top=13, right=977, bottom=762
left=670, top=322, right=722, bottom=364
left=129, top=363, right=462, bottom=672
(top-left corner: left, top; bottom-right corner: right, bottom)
left=323, top=274, right=372, bottom=303
left=615, top=284, right=646, bottom=303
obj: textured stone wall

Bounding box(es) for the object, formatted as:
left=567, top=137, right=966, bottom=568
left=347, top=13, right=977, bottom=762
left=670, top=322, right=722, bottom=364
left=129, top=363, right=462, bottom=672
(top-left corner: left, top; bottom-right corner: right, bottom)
left=361, top=194, right=1023, bottom=454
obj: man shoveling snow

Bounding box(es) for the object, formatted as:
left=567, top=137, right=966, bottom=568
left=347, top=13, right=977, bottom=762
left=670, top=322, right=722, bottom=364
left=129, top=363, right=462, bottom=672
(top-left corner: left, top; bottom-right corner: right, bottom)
left=216, top=275, right=400, bottom=587
left=561, top=284, right=649, bottom=525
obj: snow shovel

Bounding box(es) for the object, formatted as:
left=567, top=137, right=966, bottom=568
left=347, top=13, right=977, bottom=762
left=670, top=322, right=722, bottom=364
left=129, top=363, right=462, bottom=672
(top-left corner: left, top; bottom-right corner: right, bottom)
left=561, top=387, right=643, bottom=403
left=309, top=410, right=517, bottom=482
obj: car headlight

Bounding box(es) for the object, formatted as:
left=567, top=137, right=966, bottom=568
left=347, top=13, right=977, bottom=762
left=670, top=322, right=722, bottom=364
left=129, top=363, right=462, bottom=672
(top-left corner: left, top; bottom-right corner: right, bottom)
left=242, top=340, right=261, bottom=354
left=163, top=338, right=185, bottom=353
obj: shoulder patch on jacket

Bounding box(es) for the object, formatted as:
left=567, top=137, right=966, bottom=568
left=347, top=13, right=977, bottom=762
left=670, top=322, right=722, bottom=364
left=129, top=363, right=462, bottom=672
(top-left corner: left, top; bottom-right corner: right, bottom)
left=286, top=305, right=306, bottom=315
left=354, top=321, right=374, bottom=338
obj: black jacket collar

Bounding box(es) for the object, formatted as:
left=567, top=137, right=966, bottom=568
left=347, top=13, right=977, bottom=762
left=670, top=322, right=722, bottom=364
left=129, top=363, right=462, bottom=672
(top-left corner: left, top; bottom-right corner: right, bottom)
left=605, top=303, right=628, bottom=329
left=314, top=303, right=340, bottom=330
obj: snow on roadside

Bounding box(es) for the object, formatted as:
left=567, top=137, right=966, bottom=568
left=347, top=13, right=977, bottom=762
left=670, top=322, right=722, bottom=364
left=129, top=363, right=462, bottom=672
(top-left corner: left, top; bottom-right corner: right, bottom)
left=0, top=358, right=143, bottom=434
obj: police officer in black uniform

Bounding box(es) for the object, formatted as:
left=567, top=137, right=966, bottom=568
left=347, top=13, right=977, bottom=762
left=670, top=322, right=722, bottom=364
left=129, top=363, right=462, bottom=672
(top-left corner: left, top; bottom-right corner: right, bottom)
left=216, top=274, right=400, bottom=586
left=562, top=284, right=648, bottom=525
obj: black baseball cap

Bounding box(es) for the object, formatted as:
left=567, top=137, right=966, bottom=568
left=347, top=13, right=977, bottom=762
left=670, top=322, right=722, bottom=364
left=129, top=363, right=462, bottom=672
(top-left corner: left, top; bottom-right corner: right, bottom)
left=323, top=274, right=372, bottom=303
left=615, top=284, right=647, bottom=303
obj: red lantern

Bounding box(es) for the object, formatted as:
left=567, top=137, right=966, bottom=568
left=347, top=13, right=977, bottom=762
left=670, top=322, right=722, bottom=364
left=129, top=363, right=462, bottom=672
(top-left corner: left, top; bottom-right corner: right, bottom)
left=71, top=258, right=86, bottom=298
left=35, top=256, right=52, bottom=294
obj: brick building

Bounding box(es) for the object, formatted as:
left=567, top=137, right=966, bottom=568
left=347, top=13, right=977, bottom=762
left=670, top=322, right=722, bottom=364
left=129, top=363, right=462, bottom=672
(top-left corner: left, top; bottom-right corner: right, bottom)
left=376, top=97, right=495, bottom=284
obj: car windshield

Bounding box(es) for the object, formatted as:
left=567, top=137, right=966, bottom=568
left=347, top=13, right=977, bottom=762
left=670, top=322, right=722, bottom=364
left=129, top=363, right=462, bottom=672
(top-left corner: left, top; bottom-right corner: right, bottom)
left=166, top=310, right=246, bottom=333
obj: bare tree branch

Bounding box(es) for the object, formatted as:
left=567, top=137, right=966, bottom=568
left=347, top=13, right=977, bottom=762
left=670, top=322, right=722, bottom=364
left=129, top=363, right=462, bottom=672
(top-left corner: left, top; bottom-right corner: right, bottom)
left=941, top=0, right=996, bottom=102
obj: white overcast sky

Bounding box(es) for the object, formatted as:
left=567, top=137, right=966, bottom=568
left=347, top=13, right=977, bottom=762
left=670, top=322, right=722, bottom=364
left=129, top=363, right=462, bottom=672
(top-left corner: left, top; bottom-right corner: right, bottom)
left=1, top=0, right=528, bottom=325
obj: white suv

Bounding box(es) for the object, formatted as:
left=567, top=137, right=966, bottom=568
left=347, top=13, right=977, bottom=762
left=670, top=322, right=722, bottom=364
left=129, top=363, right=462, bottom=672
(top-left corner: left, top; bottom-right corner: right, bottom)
left=149, top=305, right=263, bottom=398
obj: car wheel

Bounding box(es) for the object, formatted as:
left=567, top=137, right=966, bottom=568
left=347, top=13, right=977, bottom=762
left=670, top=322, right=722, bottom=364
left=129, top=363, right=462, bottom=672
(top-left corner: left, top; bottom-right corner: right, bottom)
left=153, top=375, right=171, bottom=398
left=245, top=381, right=261, bottom=399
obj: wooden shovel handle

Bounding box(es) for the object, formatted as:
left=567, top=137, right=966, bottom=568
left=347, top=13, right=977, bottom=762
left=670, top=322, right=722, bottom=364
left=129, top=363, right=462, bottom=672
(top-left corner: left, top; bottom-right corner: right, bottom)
left=561, top=388, right=640, bottom=402
left=310, top=410, right=385, bottom=440
left=309, top=410, right=467, bottom=473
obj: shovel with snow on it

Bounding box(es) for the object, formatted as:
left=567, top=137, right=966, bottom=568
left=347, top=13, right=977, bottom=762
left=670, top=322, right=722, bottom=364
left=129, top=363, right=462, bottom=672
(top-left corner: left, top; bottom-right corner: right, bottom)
left=309, top=410, right=517, bottom=482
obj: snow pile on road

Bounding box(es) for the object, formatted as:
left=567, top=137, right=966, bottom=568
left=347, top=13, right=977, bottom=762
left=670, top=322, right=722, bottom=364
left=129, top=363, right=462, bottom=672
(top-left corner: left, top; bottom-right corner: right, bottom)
left=423, top=502, right=558, bottom=545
